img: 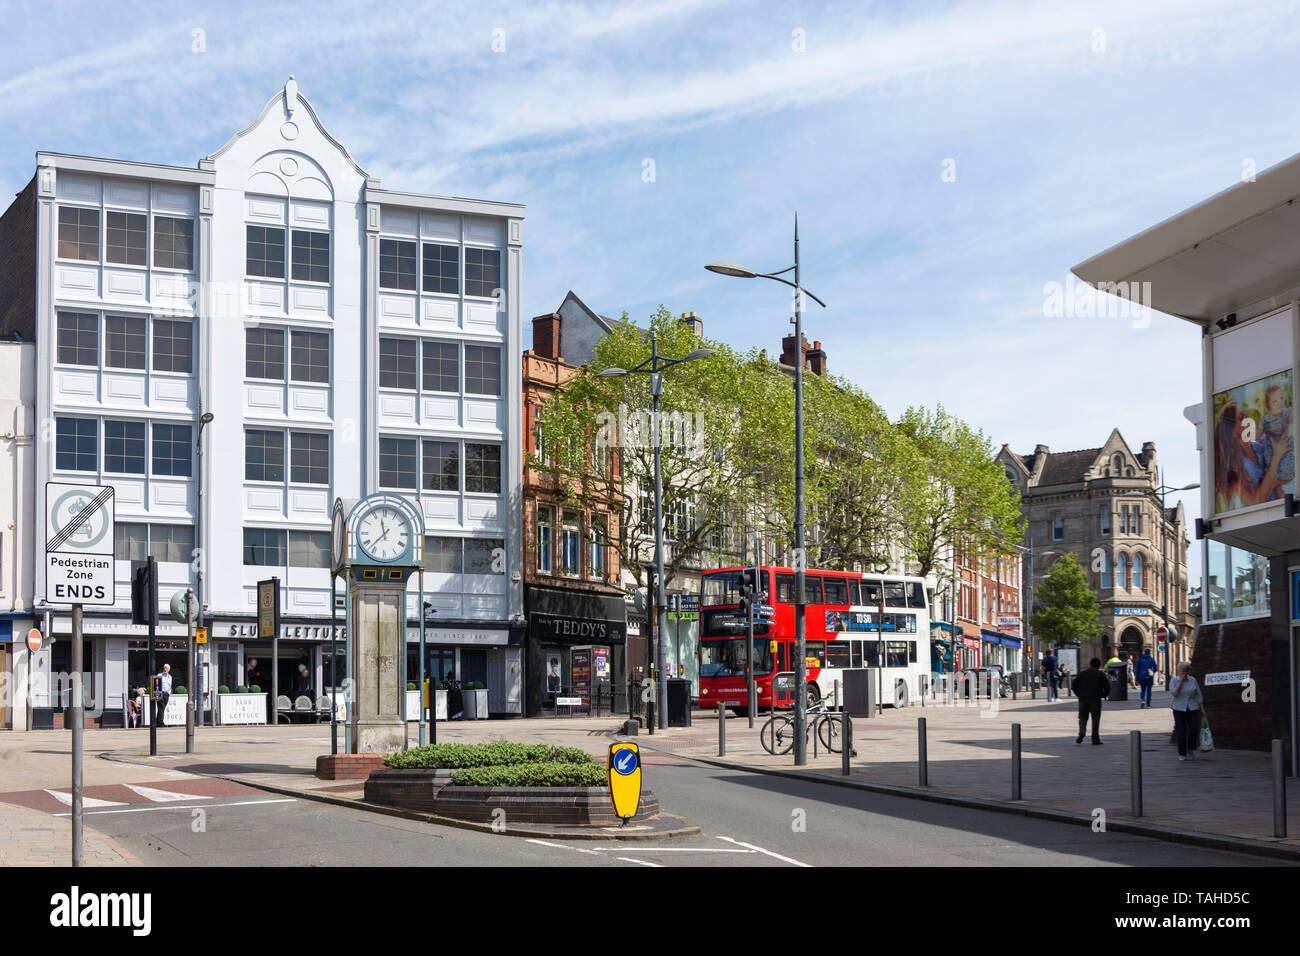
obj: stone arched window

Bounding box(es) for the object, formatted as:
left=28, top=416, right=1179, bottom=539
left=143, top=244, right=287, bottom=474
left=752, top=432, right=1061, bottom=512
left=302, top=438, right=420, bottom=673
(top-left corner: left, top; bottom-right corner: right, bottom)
left=1116, top=553, right=1127, bottom=590
left=1132, top=553, right=1143, bottom=590
left=1100, top=552, right=1112, bottom=589
left=1112, top=453, right=1123, bottom=474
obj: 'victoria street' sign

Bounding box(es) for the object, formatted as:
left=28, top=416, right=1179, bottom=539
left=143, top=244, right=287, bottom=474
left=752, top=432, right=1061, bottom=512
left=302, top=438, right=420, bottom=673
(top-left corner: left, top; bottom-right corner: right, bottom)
left=45, top=483, right=115, bottom=606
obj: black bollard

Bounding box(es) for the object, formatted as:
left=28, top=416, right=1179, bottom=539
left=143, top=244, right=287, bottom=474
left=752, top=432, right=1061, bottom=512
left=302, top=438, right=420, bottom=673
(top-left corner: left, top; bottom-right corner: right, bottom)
left=1274, top=739, right=1287, bottom=838
left=1011, top=722, right=1022, bottom=800
left=918, top=716, right=928, bottom=787
left=1131, top=730, right=1143, bottom=817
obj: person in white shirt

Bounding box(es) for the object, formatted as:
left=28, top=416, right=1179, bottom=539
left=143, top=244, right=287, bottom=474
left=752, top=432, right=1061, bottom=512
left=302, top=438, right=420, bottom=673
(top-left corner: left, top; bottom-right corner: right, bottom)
left=155, top=663, right=174, bottom=727
left=1169, top=661, right=1204, bottom=761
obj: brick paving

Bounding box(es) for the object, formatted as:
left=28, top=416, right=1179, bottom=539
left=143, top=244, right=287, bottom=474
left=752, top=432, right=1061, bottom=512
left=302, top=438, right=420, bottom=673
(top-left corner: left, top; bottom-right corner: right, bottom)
left=0, top=801, right=140, bottom=866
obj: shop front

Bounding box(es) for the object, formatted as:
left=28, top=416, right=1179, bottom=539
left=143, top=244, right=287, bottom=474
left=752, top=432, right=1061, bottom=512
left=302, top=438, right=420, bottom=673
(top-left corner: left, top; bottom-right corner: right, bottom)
left=526, top=584, right=627, bottom=717
left=404, top=623, right=524, bottom=718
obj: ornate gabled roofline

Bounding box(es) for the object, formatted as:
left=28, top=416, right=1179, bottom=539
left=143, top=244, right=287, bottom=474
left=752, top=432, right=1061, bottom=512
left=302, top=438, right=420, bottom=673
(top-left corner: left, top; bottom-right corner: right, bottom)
left=201, top=79, right=372, bottom=182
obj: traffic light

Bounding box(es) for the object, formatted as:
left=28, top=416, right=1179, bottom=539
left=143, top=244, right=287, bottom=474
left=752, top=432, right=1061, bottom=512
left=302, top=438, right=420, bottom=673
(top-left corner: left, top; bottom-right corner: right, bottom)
left=131, top=557, right=158, bottom=627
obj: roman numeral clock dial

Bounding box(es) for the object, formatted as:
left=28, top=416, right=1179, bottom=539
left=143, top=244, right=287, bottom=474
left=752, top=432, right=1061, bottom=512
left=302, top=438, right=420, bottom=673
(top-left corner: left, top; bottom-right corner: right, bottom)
left=357, top=505, right=409, bottom=563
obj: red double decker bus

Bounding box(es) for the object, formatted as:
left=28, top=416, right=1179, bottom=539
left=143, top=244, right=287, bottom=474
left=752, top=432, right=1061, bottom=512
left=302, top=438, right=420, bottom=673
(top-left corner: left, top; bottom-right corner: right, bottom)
left=697, top=565, right=931, bottom=714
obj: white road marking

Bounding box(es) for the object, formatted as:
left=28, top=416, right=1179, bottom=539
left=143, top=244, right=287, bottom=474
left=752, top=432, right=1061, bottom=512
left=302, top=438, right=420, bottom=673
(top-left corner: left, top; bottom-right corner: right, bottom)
left=54, top=798, right=296, bottom=817
left=44, top=789, right=125, bottom=808
left=525, top=838, right=601, bottom=855
left=617, top=857, right=663, bottom=867
left=612, top=847, right=755, bottom=853
left=125, top=784, right=212, bottom=803
left=717, top=835, right=811, bottom=867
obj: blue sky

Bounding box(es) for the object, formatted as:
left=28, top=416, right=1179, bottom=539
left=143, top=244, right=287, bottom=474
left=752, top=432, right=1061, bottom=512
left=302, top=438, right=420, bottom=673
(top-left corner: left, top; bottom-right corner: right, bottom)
left=6, top=0, right=1300, bottom=581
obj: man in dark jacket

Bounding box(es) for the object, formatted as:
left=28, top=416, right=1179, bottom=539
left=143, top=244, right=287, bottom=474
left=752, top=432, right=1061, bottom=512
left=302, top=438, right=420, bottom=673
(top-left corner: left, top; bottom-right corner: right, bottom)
left=1072, top=658, right=1111, bottom=744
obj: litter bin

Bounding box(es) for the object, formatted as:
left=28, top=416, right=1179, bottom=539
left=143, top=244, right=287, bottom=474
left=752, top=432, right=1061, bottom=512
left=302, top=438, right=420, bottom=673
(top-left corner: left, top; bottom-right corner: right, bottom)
left=666, top=678, right=692, bottom=727
left=1107, top=666, right=1128, bottom=702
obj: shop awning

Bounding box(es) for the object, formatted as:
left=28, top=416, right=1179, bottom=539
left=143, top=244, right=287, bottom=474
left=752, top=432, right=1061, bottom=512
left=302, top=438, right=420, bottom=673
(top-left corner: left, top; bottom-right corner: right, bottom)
left=1072, top=150, right=1300, bottom=325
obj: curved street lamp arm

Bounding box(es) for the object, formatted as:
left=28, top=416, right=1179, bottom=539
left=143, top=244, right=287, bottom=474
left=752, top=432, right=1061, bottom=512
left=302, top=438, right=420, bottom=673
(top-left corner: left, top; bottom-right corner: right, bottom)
left=757, top=272, right=828, bottom=308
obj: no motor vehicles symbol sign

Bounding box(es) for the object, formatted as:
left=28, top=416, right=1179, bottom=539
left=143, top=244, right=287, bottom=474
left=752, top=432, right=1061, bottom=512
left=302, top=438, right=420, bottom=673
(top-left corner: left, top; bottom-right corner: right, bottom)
left=45, top=483, right=115, bottom=606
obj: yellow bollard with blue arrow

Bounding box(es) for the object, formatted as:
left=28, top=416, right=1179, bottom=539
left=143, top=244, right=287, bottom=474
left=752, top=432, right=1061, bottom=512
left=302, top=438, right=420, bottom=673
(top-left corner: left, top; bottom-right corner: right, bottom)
left=607, top=742, right=642, bottom=825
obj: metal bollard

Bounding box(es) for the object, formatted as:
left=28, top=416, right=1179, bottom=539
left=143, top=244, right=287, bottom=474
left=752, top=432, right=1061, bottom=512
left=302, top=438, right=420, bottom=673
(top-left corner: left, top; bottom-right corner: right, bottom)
left=918, top=716, right=928, bottom=787
left=647, top=701, right=655, bottom=735
left=1011, top=722, right=1022, bottom=800
left=1130, top=730, right=1142, bottom=817
left=842, top=713, right=852, bottom=776
left=718, top=702, right=730, bottom=756
left=1274, top=739, right=1287, bottom=838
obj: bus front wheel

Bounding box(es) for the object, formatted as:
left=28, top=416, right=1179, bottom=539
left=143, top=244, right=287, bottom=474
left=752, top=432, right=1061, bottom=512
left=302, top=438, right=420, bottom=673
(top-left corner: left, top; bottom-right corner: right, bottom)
left=806, top=683, right=821, bottom=708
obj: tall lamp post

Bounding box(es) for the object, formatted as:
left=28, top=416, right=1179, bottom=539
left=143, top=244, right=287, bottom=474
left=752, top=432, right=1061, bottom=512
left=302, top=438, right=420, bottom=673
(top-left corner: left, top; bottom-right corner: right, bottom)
left=195, top=411, right=214, bottom=727
left=706, top=215, right=827, bottom=766
left=598, top=335, right=714, bottom=725
left=1027, top=541, right=1070, bottom=695
left=1123, top=474, right=1199, bottom=685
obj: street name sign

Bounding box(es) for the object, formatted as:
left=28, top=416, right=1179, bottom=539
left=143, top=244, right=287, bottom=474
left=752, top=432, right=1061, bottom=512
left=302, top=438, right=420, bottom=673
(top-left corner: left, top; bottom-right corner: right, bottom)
left=45, top=483, right=115, bottom=606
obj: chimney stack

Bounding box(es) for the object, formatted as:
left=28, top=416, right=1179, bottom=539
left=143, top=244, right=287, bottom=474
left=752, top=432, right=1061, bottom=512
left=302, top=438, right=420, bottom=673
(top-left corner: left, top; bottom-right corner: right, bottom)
left=679, top=311, right=703, bottom=337
left=531, top=312, right=562, bottom=361
left=780, top=333, right=828, bottom=376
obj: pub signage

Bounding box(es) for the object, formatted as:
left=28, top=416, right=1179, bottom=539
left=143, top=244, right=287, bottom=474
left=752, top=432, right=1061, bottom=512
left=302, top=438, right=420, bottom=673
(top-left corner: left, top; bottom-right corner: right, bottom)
left=530, top=613, right=623, bottom=643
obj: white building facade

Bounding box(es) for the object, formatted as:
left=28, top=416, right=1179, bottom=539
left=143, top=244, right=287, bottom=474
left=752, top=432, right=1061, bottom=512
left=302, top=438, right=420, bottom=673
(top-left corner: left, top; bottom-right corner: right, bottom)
left=0, top=82, right=525, bottom=727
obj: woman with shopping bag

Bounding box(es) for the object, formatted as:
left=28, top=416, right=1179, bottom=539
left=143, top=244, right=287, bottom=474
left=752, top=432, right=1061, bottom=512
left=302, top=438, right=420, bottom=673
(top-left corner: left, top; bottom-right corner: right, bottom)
left=1170, top=661, right=1205, bottom=761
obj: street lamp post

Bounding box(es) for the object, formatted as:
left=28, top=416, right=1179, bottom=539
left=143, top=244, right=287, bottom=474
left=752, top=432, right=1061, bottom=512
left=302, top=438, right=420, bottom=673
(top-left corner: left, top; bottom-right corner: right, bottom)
left=599, top=335, right=714, bottom=725
left=1123, top=474, right=1199, bottom=686
left=707, top=215, right=827, bottom=766
left=195, top=411, right=214, bottom=728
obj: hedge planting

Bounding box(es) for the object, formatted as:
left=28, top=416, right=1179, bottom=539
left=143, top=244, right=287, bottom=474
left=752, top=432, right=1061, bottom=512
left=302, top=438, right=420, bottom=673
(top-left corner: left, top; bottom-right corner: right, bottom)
left=383, top=741, right=593, bottom=771
left=450, top=762, right=608, bottom=787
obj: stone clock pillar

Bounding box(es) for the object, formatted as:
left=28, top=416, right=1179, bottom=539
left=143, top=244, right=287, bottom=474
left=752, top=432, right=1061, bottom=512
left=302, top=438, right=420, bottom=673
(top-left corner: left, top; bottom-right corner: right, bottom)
left=349, top=581, right=407, bottom=754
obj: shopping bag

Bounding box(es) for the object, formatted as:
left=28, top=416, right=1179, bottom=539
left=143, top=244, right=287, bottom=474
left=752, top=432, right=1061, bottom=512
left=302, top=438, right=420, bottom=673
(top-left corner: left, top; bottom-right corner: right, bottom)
left=1198, top=722, right=1214, bottom=753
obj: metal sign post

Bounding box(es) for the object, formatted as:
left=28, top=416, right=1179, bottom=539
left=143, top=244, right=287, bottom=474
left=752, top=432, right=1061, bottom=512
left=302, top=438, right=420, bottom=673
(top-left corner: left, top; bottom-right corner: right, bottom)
left=45, top=482, right=115, bottom=869
left=258, top=578, right=280, bottom=725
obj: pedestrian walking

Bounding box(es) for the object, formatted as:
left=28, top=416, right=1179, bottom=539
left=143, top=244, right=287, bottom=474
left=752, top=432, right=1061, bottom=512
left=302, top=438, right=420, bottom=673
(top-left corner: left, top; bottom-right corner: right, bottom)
left=155, top=663, right=173, bottom=727
left=1072, top=657, right=1111, bottom=744
left=1136, top=647, right=1157, bottom=707
left=1042, top=649, right=1060, bottom=701
left=1170, top=661, right=1204, bottom=761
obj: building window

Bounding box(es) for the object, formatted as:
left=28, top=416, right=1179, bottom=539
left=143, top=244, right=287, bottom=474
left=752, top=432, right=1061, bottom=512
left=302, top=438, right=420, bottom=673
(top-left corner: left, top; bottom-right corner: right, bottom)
left=1132, top=553, right=1143, bottom=590
left=290, top=432, right=330, bottom=485
left=103, top=420, right=146, bottom=474
left=245, top=430, right=285, bottom=482
left=291, top=230, right=330, bottom=283
left=105, top=315, right=147, bottom=370
left=1115, top=553, right=1127, bottom=590
left=422, top=341, right=459, bottom=392
left=379, top=238, right=417, bottom=291
left=105, top=211, right=147, bottom=266
left=464, top=247, right=501, bottom=298
left=246, top=225, right=286, bottom=278
left=290, top=330, right=330, bottom=384
left=1100, top=552, right=1112, bottom=589
left=426, top=536, right=464, bottom=574
left=1100, top=506, right=1110, bottom=536
left=464, top=345, right=501, bottom=396
left=465, top=538, right=504, bottom=575
left=246, top=327, right=285, bottom=380
left=562, top=512, right=580, bottom=575
left=1051, top=512, right=1063, bottom=541
left=152, top=319, right=194, bottom=373
left=288, top=531, right=330, bottom=568
left=150, top=524, right=195, bottom=563
left=243, top=528, right=287, bottom=566
left=56, top=312, right=99, bottom=366
left=422, top=440, right=458, bottom=491
left=114, top=523, right=148, bottom=562
left=151, top=423, right=192, bottom=477
left=590, top=517, right=607, bottom=579
left=465, top=443, right=501, bottom=494
left=379, top=338, right=418, bottom=390
left=153, top=217, right=194, bottom=270
left=58, top=207, right=99, bottom=261
left=422, top=243, right=459, bottom=294
left=537, top=507, right=553, bottom=573
left=55, top=418, right=97, bottom=471
left=379, top=437, right=418, bottom=489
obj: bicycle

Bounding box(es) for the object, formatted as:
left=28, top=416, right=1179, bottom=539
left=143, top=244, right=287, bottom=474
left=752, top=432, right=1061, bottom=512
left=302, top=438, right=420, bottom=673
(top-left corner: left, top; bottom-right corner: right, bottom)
left=760, top=698, right=856, bottom=756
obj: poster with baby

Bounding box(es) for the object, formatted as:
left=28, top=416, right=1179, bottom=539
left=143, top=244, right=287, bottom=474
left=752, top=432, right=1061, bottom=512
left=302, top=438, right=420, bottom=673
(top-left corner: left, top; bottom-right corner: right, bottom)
left=1213, top=368, right=1295, bottom=513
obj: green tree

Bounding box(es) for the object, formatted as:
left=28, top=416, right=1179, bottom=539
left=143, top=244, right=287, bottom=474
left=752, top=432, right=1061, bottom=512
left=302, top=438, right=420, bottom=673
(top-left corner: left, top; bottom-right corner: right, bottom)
left=1029, top=553, right=1102, bottom=647
left=895, top=405, right=1023, bottom=577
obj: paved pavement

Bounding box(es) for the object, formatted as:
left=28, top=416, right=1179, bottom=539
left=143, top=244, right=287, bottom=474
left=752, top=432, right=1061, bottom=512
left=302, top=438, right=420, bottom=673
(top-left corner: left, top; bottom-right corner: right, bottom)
left=1, top=686, right=1296, bottom=864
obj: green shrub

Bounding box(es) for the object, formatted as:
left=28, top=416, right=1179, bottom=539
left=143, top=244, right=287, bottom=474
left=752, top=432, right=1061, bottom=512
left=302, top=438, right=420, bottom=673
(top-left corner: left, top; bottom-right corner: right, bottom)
left=436, top=682, right=446, bottom=690
left=234, top=685, right=248, bottom=694
left=218, top=685, right=231, bottom=694
left=249, top=685, right=261, bottom=693
left=383, top=742, right=594, bottom=770
left=450, top=762, right=607, bottom=787
left=174, top=686, right=187, bottom=694
left=406, top=682, right=417, bottom=691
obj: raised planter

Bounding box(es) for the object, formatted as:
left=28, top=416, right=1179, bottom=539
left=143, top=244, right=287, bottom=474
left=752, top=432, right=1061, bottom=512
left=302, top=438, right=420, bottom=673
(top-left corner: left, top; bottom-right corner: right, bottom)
left=318, top=753, right=388, bottom=781
left=218, top=692, right=267, bottom=725
left=463, top=687, right=488, bottom=720
left=363, top=768, right=659, bottom=825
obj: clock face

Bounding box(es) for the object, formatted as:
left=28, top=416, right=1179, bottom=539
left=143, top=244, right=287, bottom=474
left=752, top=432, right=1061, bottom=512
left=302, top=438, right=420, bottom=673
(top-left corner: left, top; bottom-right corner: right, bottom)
left=331, top=508, right=346, bottom=569
left=357, top=505, right=409, bottom=563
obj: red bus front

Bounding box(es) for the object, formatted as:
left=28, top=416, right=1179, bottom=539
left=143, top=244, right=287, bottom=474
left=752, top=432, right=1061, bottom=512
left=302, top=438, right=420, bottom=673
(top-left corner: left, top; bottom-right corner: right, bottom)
left=698, top=566, right=786, bottom=712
